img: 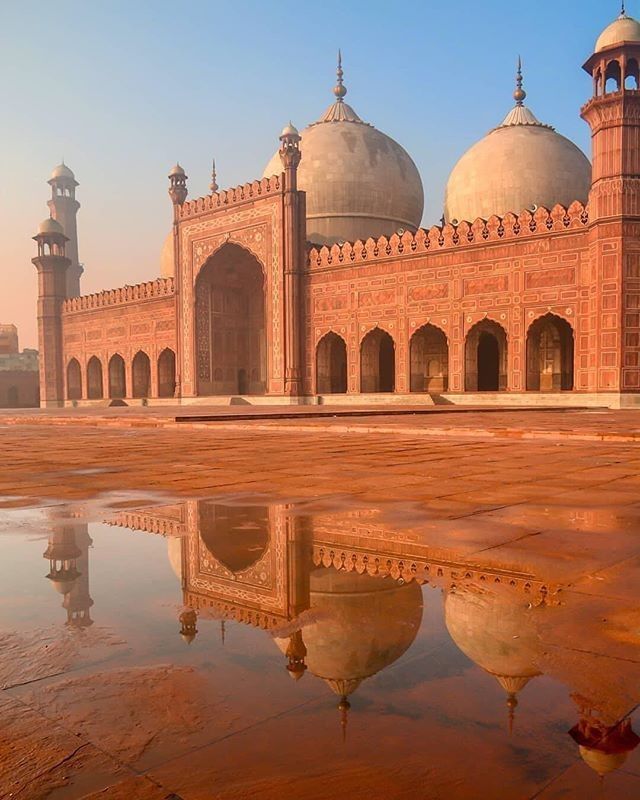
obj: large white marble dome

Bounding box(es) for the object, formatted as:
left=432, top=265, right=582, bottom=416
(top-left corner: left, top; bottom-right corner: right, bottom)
left=263, top=58, right=424, bottom=246
left=444, top=68, right=591, bottom=224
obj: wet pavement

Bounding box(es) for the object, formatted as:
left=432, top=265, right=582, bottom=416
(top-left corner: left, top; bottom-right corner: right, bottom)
left=1, top=410, right=640, bottom=799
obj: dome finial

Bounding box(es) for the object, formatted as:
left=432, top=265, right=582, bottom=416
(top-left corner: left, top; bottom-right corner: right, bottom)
left=338, top=695, right=350, bottom=743
left=334, top=49, right=347, bottom=101
left=621, top=1, right=626, bottom=17
left=514, top=56, right=526, bottom=106
left=209, top=158, right=218, bottom=193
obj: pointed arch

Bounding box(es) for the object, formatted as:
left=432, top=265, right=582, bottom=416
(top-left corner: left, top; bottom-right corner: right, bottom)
left=465, top=319, right=508, bottom=391
left=195, top=242, right=266, bottom=396
left=108, top=354, right=126, bottom=399
left=132, top=350, right=151, bottom=398
left=360, top=327, right=395, bottom=393
left=66, top=358, right=82, bottom=400
left=526, top=313, right=574, bottom=391
left=158, top=348, right=176, bottom=398
left=316, top=332, right=347, bottom=394
left=86, top=356, right=104, bottom=399
left=410, top=324, right=448, bottom=392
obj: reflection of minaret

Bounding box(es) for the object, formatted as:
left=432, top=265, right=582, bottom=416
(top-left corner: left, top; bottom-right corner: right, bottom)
left=47, top=163, right=82, bottom=297
left=43, top=525, right=81, bottom=595
left=63, top=524, right=94, bottom=628
left=43, top=522, right=94, bottom=626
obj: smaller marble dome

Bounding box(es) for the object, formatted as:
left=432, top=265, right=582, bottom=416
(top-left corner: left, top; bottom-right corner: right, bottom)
left=50, top=162, right=75, bottom=181
left=263, top=54, right=424, bottom=246
left=595, top=11, right=640, bottom=52
left=38, top=217, right=65, bottom=235
left=444, top=62, right=591, bottom=224
left=169, top=163, right=186, bottom=177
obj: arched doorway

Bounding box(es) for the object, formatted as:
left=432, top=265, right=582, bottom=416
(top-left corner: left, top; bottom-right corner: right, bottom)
left=132, top=351, right=151, bottom=398
left=526, top=314, right=574, bottom=391
left=158, top=348, right=176, bottom=398
left=7, top=386, right=18, bottom=408
left=360, top=328, right=395, bottom=393
left=316, top=332, right=347, bottom=394
left=410, top=324, right=448, bottom=392
left=195, top=243, right=266, bottom=396
left=465, top=320, right=508, bottom=391
left=108, top=354, right=126, bottom=399
left=87, top=357, right=104, bottom=399
left=66, top=358, right=82, bottom=400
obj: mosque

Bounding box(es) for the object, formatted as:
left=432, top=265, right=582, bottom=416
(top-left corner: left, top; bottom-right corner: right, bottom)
left=31, top=10, right=640, bottom=407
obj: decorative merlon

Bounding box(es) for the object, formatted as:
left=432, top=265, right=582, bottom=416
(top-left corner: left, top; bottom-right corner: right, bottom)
left=308, top=201, right=589, bottom=269
left=62, top=277, right=175, bottom=313
left=178, top=175, right=283, bottom=219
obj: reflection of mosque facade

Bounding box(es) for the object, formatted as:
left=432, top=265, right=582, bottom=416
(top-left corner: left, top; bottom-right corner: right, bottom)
left=111, top=500, right=640, bottom=777
left=30, top=13, right=640, bottom=408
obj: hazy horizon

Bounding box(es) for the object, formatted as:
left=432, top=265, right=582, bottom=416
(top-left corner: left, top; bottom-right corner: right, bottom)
left=1, top=0, right=616, bottom=348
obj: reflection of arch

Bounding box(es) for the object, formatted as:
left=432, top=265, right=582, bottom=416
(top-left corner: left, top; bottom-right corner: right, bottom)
left=108, top=354, right=126, bottom=399
left=87, top=356, right=103, bottom=399
left=526, top=313, right=574, bottom=391
left=7, top=386, right=18, bottom=408
left=67, top=358, right=82, bottom=400
left=465, top=320, right=507, bottom=391
left=158, top=348, right=176, bottom=398
left=132, top=350, right=151, bottom=398
left=410, top=324, right=448, bottom=392
left=316, top=332, right=347, bottom=394
left=195, top=243, right=266, bottom=396
left=360, top=328, right=395, bottom=393
left=198, top=503, right=269, bottom=573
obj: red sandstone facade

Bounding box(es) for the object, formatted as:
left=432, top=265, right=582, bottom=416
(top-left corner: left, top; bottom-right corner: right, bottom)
left=33, top=35, right=640, bottom=408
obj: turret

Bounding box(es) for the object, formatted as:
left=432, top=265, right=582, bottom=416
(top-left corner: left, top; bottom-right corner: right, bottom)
left=47, top=163, right=82, bottom=297
left=32, top=218, right=70, bottom=406
left=168, top=163, right=188, bottom=209
left=580, top=7, right=640, bottom=397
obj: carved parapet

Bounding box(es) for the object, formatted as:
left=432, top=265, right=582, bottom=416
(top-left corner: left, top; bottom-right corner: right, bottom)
left=105, top=512, right=184, bottom=537
left=62, top=277, right=175, bottom=313
left=184, top=593, right=282, bottom=629
left=307, top=202, right=589, bottom=269
left=178, top=175, right=282, bottom=219
left=311, top=544, right=561, bottom=603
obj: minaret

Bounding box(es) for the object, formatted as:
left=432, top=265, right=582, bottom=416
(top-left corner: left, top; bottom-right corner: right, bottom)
left=168, top=163, right=188, bottom=399
left=32, top=218, right=70, bottom=406
left=581, top=10, right=640, bottom=396
left=47, top=163, right=82, bottom=297
left=279, top=123, right=305, bottom=397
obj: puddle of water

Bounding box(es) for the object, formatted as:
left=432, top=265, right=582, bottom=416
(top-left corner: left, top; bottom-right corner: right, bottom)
left=1, top=495, right=640, bottom=799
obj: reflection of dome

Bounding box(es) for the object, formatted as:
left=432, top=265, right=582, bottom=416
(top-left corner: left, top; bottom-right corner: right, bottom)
left=444, top=587, right=542, bottom=695
left=199, top=504, right=269, bottom=573
left=595, top=13, right=640, bottom=52
left=276, top=569, right=423, bottom=698
left=262, top=59, right=424, bottom=246
left=167, top=537, right=183, bottom=581
left=46, top=567, right=80, bottom=595
left=444, top=67, right=590, bottom=223
left=160, top=231, right=174, bottom=278
left=579, top=747, right=627, bottom=776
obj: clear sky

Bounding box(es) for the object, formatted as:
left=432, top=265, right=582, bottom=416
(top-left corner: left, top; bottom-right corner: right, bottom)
left=0, top=0, right=622, bottom=348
